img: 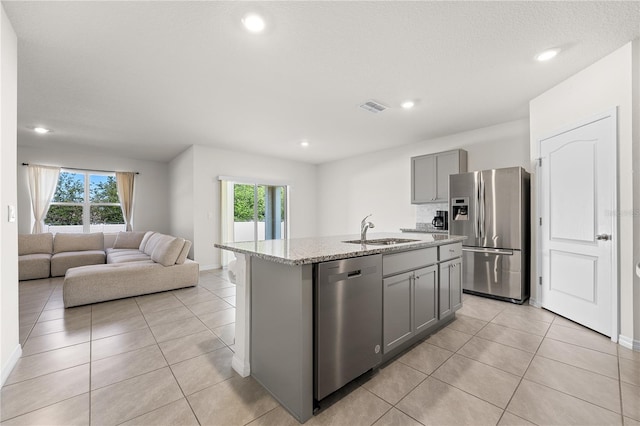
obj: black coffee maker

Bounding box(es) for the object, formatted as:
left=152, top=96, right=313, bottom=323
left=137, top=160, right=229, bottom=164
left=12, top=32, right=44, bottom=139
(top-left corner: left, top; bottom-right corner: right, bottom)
left=432, top=210, right=448, bottom=230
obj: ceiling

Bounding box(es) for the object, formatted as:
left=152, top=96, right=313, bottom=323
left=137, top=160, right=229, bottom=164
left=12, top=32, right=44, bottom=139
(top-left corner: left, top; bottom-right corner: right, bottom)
left=4, top=1, right=640, bottom=165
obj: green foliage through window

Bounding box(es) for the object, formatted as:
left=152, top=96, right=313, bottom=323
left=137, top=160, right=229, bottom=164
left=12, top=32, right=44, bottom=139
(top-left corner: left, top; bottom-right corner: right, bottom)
left=234, top=184, right=265, bottom=222
left=45, top=171, right=124, bottom=228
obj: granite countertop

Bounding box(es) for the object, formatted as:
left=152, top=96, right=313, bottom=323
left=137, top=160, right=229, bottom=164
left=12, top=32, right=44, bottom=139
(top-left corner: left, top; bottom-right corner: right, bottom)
left=215, top=232, right=466, bottom=266
left=399, top=227, right=448, bottom=235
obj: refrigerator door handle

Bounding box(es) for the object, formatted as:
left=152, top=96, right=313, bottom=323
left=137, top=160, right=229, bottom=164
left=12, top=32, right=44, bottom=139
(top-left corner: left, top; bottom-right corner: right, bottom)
left=463, top=247, right=514, bottom=256
left=480, top=173, right=485, bottom=239
left=475, top=174, right=480, bottom=239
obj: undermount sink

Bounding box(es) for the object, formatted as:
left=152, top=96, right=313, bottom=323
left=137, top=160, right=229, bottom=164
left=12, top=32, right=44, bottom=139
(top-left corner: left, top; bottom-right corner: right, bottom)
left=342, top=238, right=421, bottom=246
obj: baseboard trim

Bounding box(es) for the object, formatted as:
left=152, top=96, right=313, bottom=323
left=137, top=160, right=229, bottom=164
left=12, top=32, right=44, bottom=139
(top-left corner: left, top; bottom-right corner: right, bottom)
left=618, top=334, right=640, bottom=351
left=232, top=355, right=250, bottom=378
left=529, top=298, right=541, bottom=308
left=199, top=264, right=221, bottom=272
left=1, top=344, right=22, bottom=387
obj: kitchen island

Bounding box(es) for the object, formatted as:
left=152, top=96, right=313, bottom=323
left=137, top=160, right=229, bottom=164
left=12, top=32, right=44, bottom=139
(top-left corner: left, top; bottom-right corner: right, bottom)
left=215, top=232, right=465, bottom=423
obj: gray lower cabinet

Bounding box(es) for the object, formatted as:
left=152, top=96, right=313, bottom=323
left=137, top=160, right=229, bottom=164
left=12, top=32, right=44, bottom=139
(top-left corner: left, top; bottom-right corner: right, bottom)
left=382, top=244, right=463, bottom=355
left=383, top=265, right=438, bottom=353
left=414, top=265, right=438, bottom=332
left=383, top=272, right=413, bottom=352
left=439, top=257, right=462, bottom=318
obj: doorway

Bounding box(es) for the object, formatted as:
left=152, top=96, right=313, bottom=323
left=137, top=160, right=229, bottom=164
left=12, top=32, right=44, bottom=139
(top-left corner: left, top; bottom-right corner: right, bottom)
left=537, top=109, right=618, bottom=338
left=220, top=178, right=289, bottom=267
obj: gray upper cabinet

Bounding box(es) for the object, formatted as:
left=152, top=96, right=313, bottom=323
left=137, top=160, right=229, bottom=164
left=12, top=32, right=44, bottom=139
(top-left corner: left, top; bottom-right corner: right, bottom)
left=411, top=149, right=467, bottom=204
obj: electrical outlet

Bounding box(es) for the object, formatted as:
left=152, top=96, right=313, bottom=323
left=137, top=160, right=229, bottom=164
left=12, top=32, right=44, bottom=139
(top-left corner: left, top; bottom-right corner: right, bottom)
left=8, top=205, right=16, bottom=223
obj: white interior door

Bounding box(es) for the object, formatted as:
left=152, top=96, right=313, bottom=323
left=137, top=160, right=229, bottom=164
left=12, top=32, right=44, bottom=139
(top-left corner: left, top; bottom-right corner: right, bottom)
left=538, top=110, right=617, bottom=338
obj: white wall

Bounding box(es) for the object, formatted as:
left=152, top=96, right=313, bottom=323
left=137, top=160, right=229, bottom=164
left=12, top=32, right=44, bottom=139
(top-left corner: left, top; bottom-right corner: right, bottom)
left=633, top=39, right=640, bottom=344
left=168, top=146, right=195, bottom=257
left=317, top=119, right=530, bottom=236
left=1, top=4, right=20, bottom=385
left=180, top=145, right=317, bottom=269
left=529, top=42, right=637, bottom=344
left=17, top=145, right=171, bottom=235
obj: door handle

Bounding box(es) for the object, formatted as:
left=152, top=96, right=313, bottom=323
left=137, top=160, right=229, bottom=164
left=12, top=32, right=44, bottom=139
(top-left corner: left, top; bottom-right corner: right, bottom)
left=463, top=247, right=514, bottom=255
left=596, top=234, right=611, bottom=241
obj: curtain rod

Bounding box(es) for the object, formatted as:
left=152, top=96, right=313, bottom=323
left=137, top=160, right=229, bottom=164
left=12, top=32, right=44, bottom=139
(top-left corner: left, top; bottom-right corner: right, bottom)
left=22, top=163, right=139, bottom=175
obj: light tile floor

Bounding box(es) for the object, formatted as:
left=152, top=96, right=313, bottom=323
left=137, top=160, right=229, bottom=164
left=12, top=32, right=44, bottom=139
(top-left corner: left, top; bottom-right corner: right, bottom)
left=3, top=273, right=639, bottom=425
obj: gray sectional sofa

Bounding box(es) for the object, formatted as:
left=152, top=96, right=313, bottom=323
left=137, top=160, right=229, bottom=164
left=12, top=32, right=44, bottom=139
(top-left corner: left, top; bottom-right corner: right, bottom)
left=18, top=232, right=106, bottom=280
left=18, top=231, right=199, bottom=307
left=18, top=232, right=54, bottom=281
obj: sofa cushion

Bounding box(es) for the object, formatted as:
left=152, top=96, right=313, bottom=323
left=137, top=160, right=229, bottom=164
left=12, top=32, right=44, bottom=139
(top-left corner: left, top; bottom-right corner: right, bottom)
left=18, top=233, right=53, bottom=255
left=175, top=240, right=192, bottom=265
left=151, top=236, right=185, bottom=267
left=139, top=231, right=155, bottom=252
left=53, top=233, right=104, bottom=254
left=108, top=250, right=152, bottom=264
left=113, top=231, right=146, bottom=249
left=142, top=232, right=165, bottom=256
left=19, top=253, right=51, bottom=280
left=51, top=250, right=106, bottom=277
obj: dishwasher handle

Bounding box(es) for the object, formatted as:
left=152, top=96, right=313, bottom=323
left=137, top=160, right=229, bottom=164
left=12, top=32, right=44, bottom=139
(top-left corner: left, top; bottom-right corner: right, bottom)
left=347, top=270, right=362, bottom=279
left=326, top=264, right=379, bottom=283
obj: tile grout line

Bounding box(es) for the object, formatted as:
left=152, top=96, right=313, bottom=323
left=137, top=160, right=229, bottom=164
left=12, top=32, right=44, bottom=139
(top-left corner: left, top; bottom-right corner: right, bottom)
left=106, top=296, right=189, bottom=425
left=136, top=287, right=203, bottom=425
left=457, top=301, right=516, bottom=425
left=543, top=335, right=620, bottom=357
left=12, top=274, right=233, bottom=424
left=493, top=302, right=550, bottom=425
left=452, top=306, right=517, bottom=423
left=19, top=280, right=57, bottom=345
left=617, top=345, right=625, bottom=423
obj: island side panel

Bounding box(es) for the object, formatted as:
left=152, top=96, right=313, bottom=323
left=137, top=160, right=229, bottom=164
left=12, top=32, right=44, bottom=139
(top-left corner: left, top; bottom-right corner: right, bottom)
left=250, top=257, right=314, bottom=423
left=232, top=253, right=251, bottom=377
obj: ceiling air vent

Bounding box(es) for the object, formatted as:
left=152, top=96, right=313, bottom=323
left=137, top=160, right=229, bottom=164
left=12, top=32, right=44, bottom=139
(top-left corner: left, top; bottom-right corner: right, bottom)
left=359, top=100, right=389, bottom=114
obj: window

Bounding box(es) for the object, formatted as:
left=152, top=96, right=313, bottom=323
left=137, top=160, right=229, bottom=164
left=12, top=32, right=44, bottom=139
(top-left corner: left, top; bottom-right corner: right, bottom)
left=44, top=170, right=125, bottom=233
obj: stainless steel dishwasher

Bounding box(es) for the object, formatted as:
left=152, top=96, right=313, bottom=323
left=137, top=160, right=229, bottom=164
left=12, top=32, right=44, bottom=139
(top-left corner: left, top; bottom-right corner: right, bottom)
left=315, top=254, right=382, bottom=401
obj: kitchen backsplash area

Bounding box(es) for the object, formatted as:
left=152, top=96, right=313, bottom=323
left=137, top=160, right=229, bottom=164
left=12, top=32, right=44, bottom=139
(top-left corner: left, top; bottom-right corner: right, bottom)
left=416, top=203, right=448, bottom=227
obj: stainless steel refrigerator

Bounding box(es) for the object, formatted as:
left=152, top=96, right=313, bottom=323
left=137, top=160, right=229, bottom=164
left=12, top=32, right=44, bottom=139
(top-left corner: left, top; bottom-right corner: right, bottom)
left=449, top=167, right=530, bottom=304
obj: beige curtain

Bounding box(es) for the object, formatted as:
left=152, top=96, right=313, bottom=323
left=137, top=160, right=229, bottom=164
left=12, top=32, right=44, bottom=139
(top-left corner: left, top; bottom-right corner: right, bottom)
left=220, top=180, right=235, bottom=267
left=116, top=172, right=135, bottom=231
left=27, top=165, right=60, bottom=234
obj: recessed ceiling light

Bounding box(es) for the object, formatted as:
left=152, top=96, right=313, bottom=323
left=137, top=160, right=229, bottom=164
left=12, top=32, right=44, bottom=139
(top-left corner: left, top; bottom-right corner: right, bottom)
left=33, top=127, right=51, bottom=134
left=401, top=100, right=415, bottom=109
left=536, top=49, right=559, bottom=62
left=300, top=140, right=310, bottom=148
left=242, top=13, right=266, bottom=33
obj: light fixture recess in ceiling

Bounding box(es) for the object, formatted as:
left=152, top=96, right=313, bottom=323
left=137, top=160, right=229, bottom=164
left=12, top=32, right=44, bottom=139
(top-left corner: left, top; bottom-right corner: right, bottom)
left=401, top=100, right=415, bottom=109
left=300, top=140, right=309, bottom=147
left=242, top=13, right=266, bottom=33
left=536, top=48, right=560, bottom=62
left=359, top=100, right=388, bottom=114
left=33, top=127, right=51, bottom=134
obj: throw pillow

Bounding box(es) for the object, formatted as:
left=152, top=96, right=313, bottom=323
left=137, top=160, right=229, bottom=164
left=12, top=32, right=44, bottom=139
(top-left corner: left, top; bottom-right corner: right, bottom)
left=151, top=237, right=185, bottom=267
left=175, top=240, right=192, bottom=264
left=113, top=231, right=146, bottom=249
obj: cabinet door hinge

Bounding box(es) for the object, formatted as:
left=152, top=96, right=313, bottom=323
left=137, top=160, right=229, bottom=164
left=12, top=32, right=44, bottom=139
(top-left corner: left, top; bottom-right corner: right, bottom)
left=539, top=276, right=543, bottom=286
left=536, top=157, right=542, bottom=167
left=539, top=217, right=542, bottom=226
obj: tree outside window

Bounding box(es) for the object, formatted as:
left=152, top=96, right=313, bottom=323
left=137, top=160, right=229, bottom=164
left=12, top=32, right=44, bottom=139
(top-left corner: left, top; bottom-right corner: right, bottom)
left=45, top=171, right=125, bottom=233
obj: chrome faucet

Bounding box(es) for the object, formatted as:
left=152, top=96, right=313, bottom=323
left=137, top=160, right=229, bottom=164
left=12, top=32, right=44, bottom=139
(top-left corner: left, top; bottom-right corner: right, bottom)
left=360, top=214, right=375, bottom=242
